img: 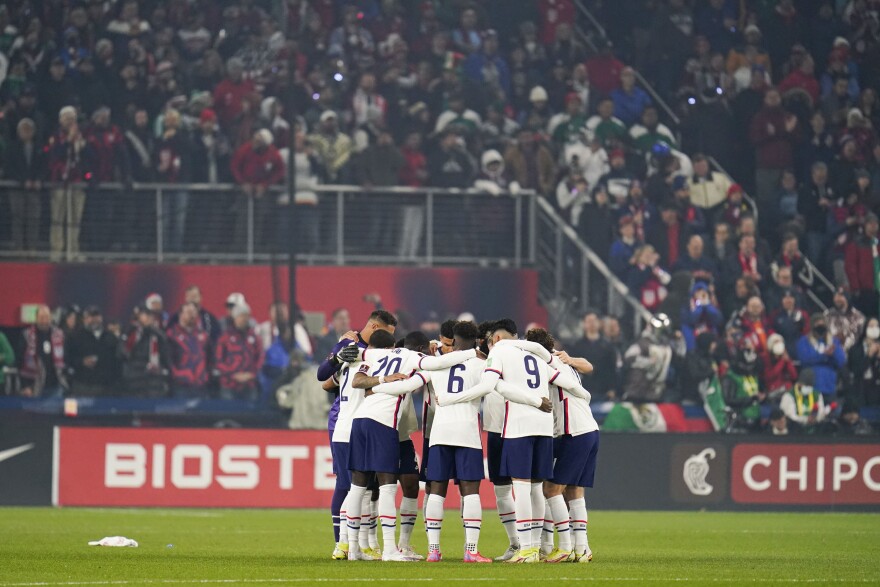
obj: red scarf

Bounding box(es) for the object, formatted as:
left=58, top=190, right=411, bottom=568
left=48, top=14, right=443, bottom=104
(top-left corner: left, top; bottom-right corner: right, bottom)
left=20, top=325, right=65, bottom=380
left=738, top=252, right=758, bottom=277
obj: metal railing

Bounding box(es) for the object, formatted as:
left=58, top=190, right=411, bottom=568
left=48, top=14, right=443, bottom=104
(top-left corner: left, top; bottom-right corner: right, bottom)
left=0, top=181, right=537, bottom=268
left=535, top=196, right=652, bottom=339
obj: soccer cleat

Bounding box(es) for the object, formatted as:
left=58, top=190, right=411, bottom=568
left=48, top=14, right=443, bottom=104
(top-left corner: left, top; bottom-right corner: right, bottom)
left=463, top=550, right=492, bottom=563
left=495, top=544, right=519, bottom=561
left=544, top=548, right=573, bottom=563
left=398, top=545, right=424, bottom=560
left=360, top=547, right=383, bottom=561
left=382, top=548, right=420, bottom=562
left=347, top=545, right=363, bottom=561
left=331, top=542, right=349, bottom=560
left=574, top=549, right=594, bottom=563
left=517, top=547, right=541, bottom=563
left=426, top=550, right=442, bottom=562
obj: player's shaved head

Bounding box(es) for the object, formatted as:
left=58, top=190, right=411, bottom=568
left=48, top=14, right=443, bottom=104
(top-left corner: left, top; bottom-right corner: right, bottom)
left=453, top=321, right=479, bottom=351
left=404, top=330, right=431, bottom=354
left=525, top=327, right=556, bottom=352
left=368, top=329, right=396, bottom=349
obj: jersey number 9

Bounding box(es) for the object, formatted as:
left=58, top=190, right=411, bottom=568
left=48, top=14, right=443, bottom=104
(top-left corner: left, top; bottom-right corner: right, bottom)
left=523, top=355, right=541, bottom=389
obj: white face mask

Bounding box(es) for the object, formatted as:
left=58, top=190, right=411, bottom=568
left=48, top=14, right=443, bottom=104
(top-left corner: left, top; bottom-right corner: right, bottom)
left=772, top=342, right=785, bottom=356
left=800, top=385, right=813, bottom=395
left=867, top=326, right=880, bottom=340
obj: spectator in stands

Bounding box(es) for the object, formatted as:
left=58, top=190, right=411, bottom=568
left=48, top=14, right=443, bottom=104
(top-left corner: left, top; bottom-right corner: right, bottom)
left=719, top=183, right=750, bottom=230
left=585, top=98, right=628, bottom=148
left=738, top=216, right=771, bottom=265
left=672, top=234, right=717, bottom=284
left=779, top=368, right=826, bottom=431
left=727, top=295, right=773, bottom=355
left=680, top=281, right=723, bottom=352
left=844, top=212, right=880, bottom=318
left=351, top=71, right=387, bottom=129
left=6, top=118, right=45, bottom=252
left=315, top=308, right=352, bottom=361
left=170, top=286, right=221, bottom=343
left=427, top=128, right=474, bottom=189
left=504, top=129, right=556, bottom=196
left=166, top=302, right=211, bottom=398
left=771, top=289, right=809, bottom=357
left=649, top=202, right=690, bottom=268
left=328, top=4, right=375, bottom=69
left=834, top=404, right=875, bottom=435
left=766, top=407, right=799, bottom=435
left=796, top=313, right=847, bottom=399
left=826, top=288, right=867, bottom=352
left=611, top=66, right=651, bottom=127
left=548, top=93, right=587, bottom=147
left=144, top=293, right=169, bottom=331
left=308, top=110, right=352, bottom=183
left=585, top=41, right=624, bottom=95
left=255, top=301, right=313, bottom=359
left=626, top=244, right=672, bottom=313
left=47, top=106, right=95, bottom=258
left=749, top=88, right=799, bottom=219
left=722, top=234, right=767, bottom=292
left=463, top=29, right=510, bottom=99
left=66, top=306, right=119, bottom=396
left=231, top=128, right=285, bottom=251
left=622, top=313, right=683, bottom=403
left=155, top=108, right=190, bottom=252
left=215, top=302, right=262, bottom=401
left=775, top=170, right=800, bottom=227
left=799, top=161, right=835, bottom=264
left=706, top=221, right=732, bottom=266
left=763, top=333, right=798, bottom=398
left=848, top=317, right=880, bottom=407
left=797, top=112, right=836, bottom=180
left=609, top=215, right=640, bottom=279
left=671, top=175, right=707, bottom=236
left=687, top=153, right=732, bottom=213
left=630, top=105, right=676, bottom=154
left=568, top=311, right=619, bottom=401
left=212, top=57, right=255, bottom=132
left=18, top=305, right=66, bottom=398
left=119, top=305, right=169, bottom=398
left=721, top=337, right=763, bottom=430
left=772, top=233, right=809, bottom=288
left=598, top=148, right=635, bottom=203
left=85, top=106, right=130, bottom=251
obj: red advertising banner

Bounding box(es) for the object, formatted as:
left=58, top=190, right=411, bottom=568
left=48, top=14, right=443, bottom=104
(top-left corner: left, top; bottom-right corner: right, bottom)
left=54, top=427, right=495, bottom=509
left=731, top=444, right=880, bottom=505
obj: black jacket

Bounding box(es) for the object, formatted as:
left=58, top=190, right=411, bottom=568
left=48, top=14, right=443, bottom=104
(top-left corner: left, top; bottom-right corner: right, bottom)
left=66, top=327, right=120, bottom=389
left=4, top=140, right=46, bottom=183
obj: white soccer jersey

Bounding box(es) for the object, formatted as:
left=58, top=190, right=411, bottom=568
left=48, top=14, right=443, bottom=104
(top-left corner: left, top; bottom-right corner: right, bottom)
left=482, top=391, right=505, bottom=434
left=354, top=347, right=421, bottom=429
left=398, top=394, right=419, bottom=441
left=422, top=386, right=436, bottom=437
left=552, top=363, right=599, bottom=437
left=485, top=344, right=556, bottom=439
left=330, top=362, right=366, bottom=443
left=429, top=357, right=485, bottom=450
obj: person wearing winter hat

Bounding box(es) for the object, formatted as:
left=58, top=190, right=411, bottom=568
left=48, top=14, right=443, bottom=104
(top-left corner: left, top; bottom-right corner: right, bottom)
left=779, top=368, right=826, bottom=429
left=763, top=332, right=798, bottom=398
left=687, top=153, right=733, bottom=211
left=230, top=129, right=285, bottom=251
left=215, top=301, right=263, bottom=401
left=796, top=314, right=846, bottom=398
left=825, top=287, right=865, bottom=351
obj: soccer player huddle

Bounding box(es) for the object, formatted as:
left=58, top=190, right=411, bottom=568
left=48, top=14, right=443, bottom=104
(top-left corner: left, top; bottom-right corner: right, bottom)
left=318, top=310, right=600, bottom=564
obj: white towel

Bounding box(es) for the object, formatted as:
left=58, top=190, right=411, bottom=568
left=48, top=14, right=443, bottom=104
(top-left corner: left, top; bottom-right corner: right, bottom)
left=88, top=536, right=139, bottom=547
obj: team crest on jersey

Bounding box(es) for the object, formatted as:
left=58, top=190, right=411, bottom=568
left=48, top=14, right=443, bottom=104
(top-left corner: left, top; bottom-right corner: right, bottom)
left=485, top=358, right=493, bottom=368
left=358, top=363, right=370, bottom=374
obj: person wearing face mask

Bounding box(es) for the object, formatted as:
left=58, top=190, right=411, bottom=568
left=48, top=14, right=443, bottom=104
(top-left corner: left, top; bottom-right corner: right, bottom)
left=824, top=288, right=866, bottom=352
left=846, top=318, right=880, bottom=407
left=65, top=306, right=120, bottom=396
left=770, top=289, right=809, bottom=356
left=762, top=333, right=797, bottom=399
left=721, top=339, right=763, bottom=430
left=795, top=314, right=846, bottom=399
left=779, top=369, right=826, bottom=430
left=764, top=407, right=802, bottom=436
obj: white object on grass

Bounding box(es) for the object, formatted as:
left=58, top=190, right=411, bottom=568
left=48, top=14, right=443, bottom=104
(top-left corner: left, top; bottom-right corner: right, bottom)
left=88, top=536, right=139, bottom=547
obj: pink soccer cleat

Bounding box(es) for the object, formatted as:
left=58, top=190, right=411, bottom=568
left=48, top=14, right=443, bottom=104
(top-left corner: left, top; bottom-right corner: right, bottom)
left=426, top=550, right=443, bottom=562
left=463, top=551, right=492, bottom=563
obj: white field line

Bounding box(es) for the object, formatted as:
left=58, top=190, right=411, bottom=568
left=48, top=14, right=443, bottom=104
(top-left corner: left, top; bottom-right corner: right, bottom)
left=1, top=578, right=875, bottom=586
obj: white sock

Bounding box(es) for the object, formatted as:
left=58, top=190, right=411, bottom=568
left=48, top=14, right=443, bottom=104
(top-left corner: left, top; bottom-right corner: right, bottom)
left=494, top=484, right=518, bottom=547
left=548, top=495, right=572, bottom=551
left=378, top=484, right=398, bottom=553
left=398, top=497, right=418, bottom=549
left=530, top=483, right=544, bottom=548
left=358, top=492, right=371, bottom=549
left=345, top=484, right=366, bottom=551
left=512, top=480, right=533, bottom=549
left=569, top=497, right=588, bottom=553
left=541, top=498, right=554, bottom=554
left=338, top=508, right=347, bottom=546
left=425, top=493, right=445, bottom=553
left=369, top=497, right=380, bottom=549
left=462, top=494, right=482, bottom=554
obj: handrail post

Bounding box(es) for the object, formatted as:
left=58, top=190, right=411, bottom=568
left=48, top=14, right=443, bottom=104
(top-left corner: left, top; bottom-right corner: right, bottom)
left=156, top=187, right=163, bottom=263
left=247, top=195, right=254, bottom=263
left=580, top=255, right=589, bottom=313
left=336, top=191, right=344, bottom=266
left=555, top=227, right=564, bottom=299
left=514, top=192, right=522, bottom=268
left=426, top=192, right=434, bottom=266
left=528, top=194, right=536, bottom=264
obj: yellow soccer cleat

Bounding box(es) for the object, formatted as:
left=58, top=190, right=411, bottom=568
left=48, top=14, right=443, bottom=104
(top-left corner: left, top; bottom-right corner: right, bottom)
left=574, top=549, right=593, bottom=563
left=361, top=547, right=383, bottom=561
left=331, top=542, right=349, bottom=560
left=544, top=548, right=573, bottom=563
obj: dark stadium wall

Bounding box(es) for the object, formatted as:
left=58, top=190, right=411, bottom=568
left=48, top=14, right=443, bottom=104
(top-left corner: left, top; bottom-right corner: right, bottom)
left=0, top=262, right=546, bottom=328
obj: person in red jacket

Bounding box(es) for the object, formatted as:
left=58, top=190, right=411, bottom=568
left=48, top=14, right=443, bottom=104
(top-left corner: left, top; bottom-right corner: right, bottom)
left=84, top=106, right=131, bottom=251
left=211, top=57, right=255, bottom=132
left=748, top=88, right=799, bottom=226
left=762, top=333, right=798, bottom=398
left=230, top=128, right=285, bottom=251
left=845, top=212, right=880, bottom=317
left=215, top=302, right=263, bottom=401
left=46, top=105, right=97, bottom=257
left=585, top=42, right=624, bottom=95
left=166, top=302, right=211, bottom=398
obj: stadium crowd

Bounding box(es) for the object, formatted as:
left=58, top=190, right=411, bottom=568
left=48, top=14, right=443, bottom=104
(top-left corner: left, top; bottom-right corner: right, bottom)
left=0, top=1, right=879, bottom=433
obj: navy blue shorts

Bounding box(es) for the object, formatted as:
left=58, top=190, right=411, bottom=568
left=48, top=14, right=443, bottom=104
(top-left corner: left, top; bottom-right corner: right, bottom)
left=552, top=431, right=599, bottom=487
left=486, top=431, right=509, bottom=483
left=348, top=418, right=400, bottom=474
left=399, top=439, right=419, bottom=476
left=419, top=436, right=430, bottom=481
left=426, top=444, right=485, bottom=482
left=331, top=441, right=351, bottom=487
left=500, top=435, right=554, bottom=480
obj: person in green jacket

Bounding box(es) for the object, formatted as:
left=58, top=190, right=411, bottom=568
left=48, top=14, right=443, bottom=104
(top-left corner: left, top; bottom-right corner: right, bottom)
left=0, top=330, right=15, bottom=390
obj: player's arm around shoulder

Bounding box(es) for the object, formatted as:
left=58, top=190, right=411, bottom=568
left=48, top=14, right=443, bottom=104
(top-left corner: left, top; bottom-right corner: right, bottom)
left=553, top=350, right=593, bottom=374
left=495, top=379, right=551, bottom=412
left=371, top=371, right=430, bottom=396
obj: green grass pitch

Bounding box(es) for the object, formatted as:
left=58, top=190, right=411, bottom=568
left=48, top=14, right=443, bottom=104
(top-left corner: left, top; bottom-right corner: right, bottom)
left=0, top=508, right=877, bottom=586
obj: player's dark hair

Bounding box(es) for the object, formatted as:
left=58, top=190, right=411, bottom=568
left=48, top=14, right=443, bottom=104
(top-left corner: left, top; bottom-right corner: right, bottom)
left=453, top=320, right=479, bottom=341
left=394, top=337, right=406, bottom=348
left=525, top=327, right=556, bottom=352
left=477, top=320, right=496, bottom=340
left=368, top=329, right=396, bottom=349
left=494, top=318, right=518, bottom=336
left=404, top=330, right=430, bottom=353
left=439, top=319, right=457, bottom=339
left=370, top=310, right=398, bottom=327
